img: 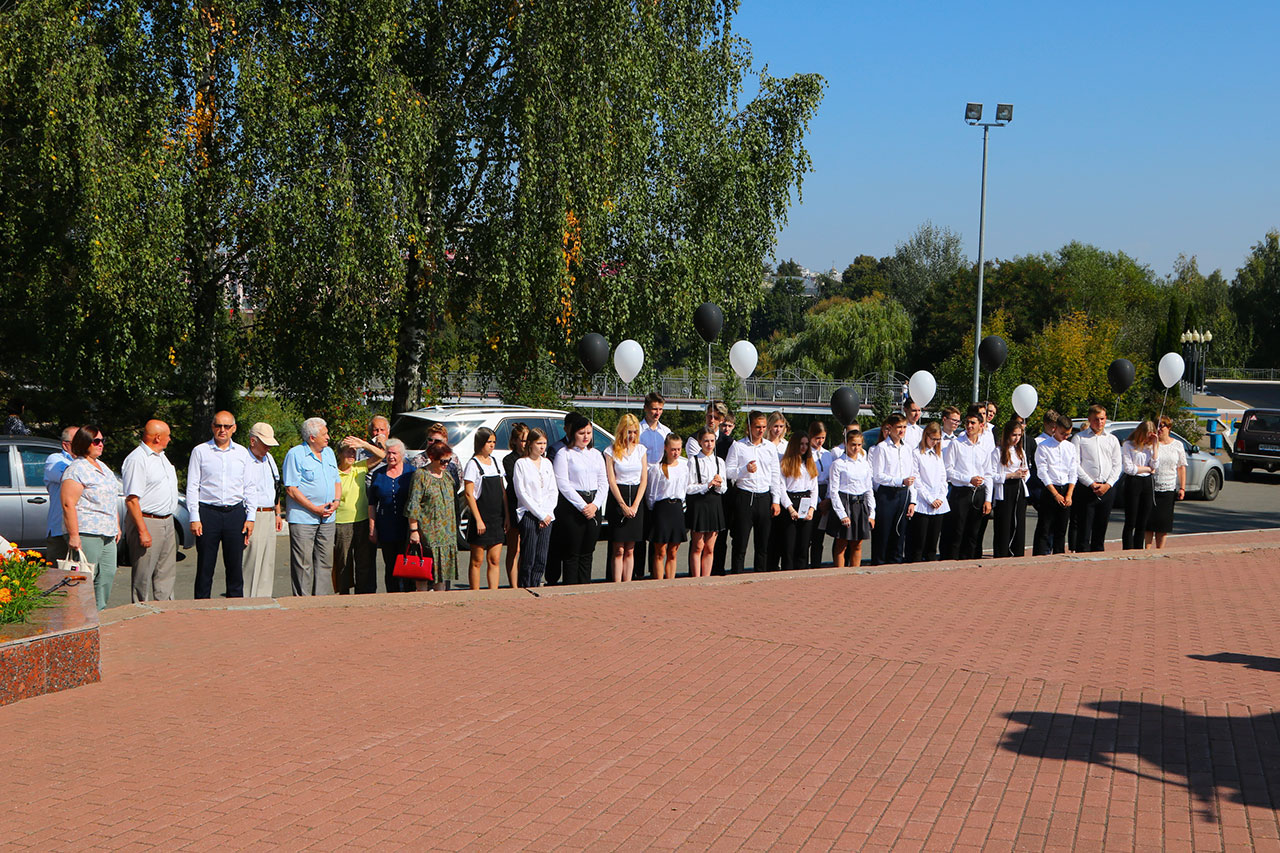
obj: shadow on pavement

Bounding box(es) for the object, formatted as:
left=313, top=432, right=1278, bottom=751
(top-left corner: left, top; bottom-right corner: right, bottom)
left=1187, top=652, right=1280, bottom=673
left=1173, top=497, right=1280, bottom=535
left=1002, top=701, right=1280, bottom=823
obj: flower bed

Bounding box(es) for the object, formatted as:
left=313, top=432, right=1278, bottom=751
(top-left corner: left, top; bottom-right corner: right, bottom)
left=0, top=547, right=53, bottom=625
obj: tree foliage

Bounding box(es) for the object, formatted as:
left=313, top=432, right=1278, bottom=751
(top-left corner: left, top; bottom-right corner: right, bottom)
left=767, top=294, right=910, bottom=381
left=1231, top=231, right=1280, bottom=368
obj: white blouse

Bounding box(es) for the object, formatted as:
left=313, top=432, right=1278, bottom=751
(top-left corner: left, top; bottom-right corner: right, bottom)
left=553, top=445, right=608, bottom=512
left=647, top=458, right=690, bottom=506
left=462, top=456, right=504, bottom=499
left=687, top=453, right=727, bottom=496
left=605, top=443, right=646, bottom=486
left=812, top=446, right=834, bottom=486
left=513, top=457, right=558, bottom=522
left=1122, top=441, right=1155, bottom=477
left=778, top=464, right=819, bottom=511
left=829, top=453, right=877, bottom=522
left=990, top=447, right=1030, bottom=502
left=1152, top=439, right=1188, bottom=491
left=910, top=448, right=950, bottom=515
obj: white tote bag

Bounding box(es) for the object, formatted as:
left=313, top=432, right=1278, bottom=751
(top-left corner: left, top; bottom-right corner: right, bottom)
left=57, top=547, right=96, bottom=580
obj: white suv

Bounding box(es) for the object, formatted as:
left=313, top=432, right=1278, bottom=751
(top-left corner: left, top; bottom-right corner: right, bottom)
left=389, top=405, right=617, bottom=471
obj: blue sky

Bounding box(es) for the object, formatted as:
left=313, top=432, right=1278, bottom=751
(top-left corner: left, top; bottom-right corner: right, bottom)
left=732, top=1, right=1279, bottom=279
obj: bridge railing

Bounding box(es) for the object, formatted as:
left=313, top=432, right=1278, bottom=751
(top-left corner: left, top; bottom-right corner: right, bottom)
left=1207, top=368, right=1280, bottom=381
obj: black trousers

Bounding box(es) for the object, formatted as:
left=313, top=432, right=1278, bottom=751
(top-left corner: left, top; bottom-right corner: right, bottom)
left=194, top=503, right=246, bottom=599
left=379, top=540, right=413, bottom=593
left=518, top=513, right=553, bottom=587
left=1070, top=485, right=1116, bottom=552
left=992, top=492, right=1027, bottom=558
left=730, top=488, right=772, bottom=573
left=908, top=512, right=944, bottom=562
left=1122, top=477, right=1153, bottom=550
left=711, top=493, right=732, bottom=576
left=557, top=502, right=599, bottom=585
left=774, top=494, right=813, bottom=571
left=1033, top=486, right=1071, bottom=555
left=809, top=485, right=829, bottom=567
left=941, top=486, right=985, bottom=560
left=871, top=486, right=910, bottom=565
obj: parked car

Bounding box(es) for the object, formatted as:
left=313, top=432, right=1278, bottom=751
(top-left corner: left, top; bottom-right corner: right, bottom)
left=389, top=405, right=619, bottom=545
left=0, top=436, right=194, bottom=563
left=1230, top=409, right=1280, bottom=479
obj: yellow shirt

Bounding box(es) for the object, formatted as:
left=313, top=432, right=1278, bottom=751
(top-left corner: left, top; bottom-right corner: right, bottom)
left=335, top=462, right=369, bottom=523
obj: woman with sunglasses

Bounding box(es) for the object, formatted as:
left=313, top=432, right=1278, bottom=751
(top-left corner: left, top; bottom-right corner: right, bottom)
left=1146, top=416, right=1187, bottom=550
left=60, top=425, right=120, bottom=609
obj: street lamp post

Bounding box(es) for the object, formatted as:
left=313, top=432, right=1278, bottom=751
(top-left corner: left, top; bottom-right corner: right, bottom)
left=1180, top=329, right=1213, bottom=392
left=965, top=102, right=1013, bottom=404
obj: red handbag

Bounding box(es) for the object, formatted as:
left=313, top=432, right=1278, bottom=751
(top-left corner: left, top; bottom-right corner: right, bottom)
left=393, top=542, right=434, bottom=581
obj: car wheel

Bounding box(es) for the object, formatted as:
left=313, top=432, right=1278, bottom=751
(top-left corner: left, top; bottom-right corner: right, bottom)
left=1233, top=462, right=1251, bottom=481
left=1199, top=468, right=1222, bottom=501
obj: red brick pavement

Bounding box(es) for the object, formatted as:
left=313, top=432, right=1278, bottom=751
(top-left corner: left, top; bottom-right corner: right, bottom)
left=4, top=529, right=1280, bottom=851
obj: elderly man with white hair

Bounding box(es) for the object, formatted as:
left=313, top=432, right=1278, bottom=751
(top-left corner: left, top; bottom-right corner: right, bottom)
left=283, top=417, right=341, bottom=595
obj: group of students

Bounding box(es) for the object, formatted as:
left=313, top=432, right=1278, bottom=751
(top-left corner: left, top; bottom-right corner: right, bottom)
left=392, top=393, right=1192, bottom=592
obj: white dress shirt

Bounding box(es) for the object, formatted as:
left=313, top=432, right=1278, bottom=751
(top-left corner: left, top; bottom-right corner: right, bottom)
left=828, top=453, right=877, bottom=522
left=812, top=446, right=834, bottom=487
left=553, top=445, right=608, bottom=511
left=1073, top=429, right=1123, bottom=488
left=1152, top=440, right=1188, bottom=491
left=778, top=463, right=819, bottom=512
left=869, top=438, right=914, bottom=488
left=910, top=448, right=950, bottom=515
left=977, top=426, right=997, bottom=454
left=1122, top=442, right=1155, bottom=478
left=638, top=420, right=672, bottom=464
left=605, top=443, right=646, bottom=486
left=244, top=450, right=280, bottom=510
left=990, top=447, right=1030, bottom=502
left=768, top=439, right=786, bottom=461
left=687, top=453, right=727, bottom=495
left=647, top=458, right=690, bottom=506
left=186, top=440, right=253, bottom=522
left=944, top=433, right=993, bottom=502
left=1035, top=437, right=1080, bottom=487
left=462, top=456, right=505, bottom=499
left=121, top=443, right=179, bottom=516
left=902, top=422, right=924, bottom=451
left=514, top=456, right=558, bottom=522
left=725, top=438, right=782, bottom=495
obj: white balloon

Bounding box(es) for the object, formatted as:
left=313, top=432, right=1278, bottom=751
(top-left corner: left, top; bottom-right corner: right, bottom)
left=613, top=339, right=644, bottom=384
left=907, top=370, right=937, bottom=409
left=1158, top=351, right=1185, bottom=389
left=1011, top=383, right=1039, bottom=419
left=729, top=340, right=758, bottom=379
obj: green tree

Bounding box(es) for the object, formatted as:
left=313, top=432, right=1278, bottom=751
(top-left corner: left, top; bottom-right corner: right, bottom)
left=767, top=294, right=911, bottom=381
left=885, top=221, right=967, bottom=319
left=1231, top=231, right=1280, bottom=368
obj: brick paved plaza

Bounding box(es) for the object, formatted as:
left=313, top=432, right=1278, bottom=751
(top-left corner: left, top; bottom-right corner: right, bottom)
left=5, top=530, right=1280, bottom=851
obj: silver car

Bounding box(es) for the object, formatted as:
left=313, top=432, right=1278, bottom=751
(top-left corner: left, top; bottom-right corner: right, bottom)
left=0, top=436, right=194, bottom=563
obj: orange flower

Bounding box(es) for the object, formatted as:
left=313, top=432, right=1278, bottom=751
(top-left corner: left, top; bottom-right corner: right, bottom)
left=0, top=588, right=12, bottom=604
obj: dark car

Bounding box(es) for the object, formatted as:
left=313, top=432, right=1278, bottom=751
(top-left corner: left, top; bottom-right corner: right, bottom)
left=1231, top=409, right=1280, bottom=479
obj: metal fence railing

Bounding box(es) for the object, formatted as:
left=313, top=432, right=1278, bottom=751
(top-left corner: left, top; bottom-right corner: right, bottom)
left=1206, top=368, right=1280, bottom=381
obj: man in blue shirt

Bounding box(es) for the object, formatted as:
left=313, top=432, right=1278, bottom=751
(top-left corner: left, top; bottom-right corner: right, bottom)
left=43, top=426, right=77, bottom=560
left=283, top=417, right=341, bottom=596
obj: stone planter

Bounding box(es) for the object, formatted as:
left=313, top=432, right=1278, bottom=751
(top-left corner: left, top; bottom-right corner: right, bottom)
left=0, top=569, right=100, bottom=706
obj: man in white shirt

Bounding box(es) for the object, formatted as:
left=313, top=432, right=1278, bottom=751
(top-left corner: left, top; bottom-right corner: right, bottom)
left=243, top=423, right=283, bottom=598
left=187, top=411, right=255, bottom=599
left=1028, top=410, right=1059, bottom=507
left=636, top=392, right=671, bottom=578
left=1070, top=404, right=1122, bottom=553
left=123, top=420, right=180, bottom=602
left=868, top=414, right=916, bottom=565
left=43, top=426, right=77, bottom=561
left=940, top=406, right=993, bottom=561
left=1032, top=414, right=1079, bottom=555
left=725, top=411, right=781, bottom=573
left=902, top=399, right=925, bottom=450
left=938, top=407, right=962, bottom=454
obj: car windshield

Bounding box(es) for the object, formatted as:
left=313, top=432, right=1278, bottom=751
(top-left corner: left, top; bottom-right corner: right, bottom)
left=390, top=415, right=485, bottom=450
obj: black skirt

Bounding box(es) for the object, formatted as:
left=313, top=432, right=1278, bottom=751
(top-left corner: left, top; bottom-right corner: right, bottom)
left=606, top=482, right=646, bottom=541
left=829, top=492, right=872, bottom=542
left=1148, top=489, right=1177, bottom=533
left=685, top=491, right=726, bottom=533
left=649, top=499, right=687, bottom=543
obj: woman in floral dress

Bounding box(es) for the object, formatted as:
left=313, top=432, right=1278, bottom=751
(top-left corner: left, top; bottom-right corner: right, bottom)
left=405, top=441, right=459, bottom=590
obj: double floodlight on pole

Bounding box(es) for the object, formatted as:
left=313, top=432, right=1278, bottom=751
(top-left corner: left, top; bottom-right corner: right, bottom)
left=965, top=102, right=1014, bottom=404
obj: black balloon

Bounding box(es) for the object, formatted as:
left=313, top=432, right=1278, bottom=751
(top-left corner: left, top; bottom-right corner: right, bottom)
left=830, top=387, right=861, bottom=425
left=1107, top=358, right=1136, bottom=394
left=978, top=335, right=1008, bottom=371
left=577, top=333, right=610, bottom=374
left=693, top=302, right=724, bottom=343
